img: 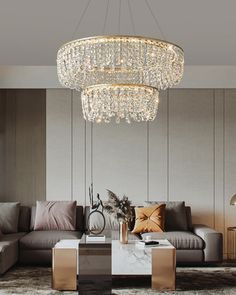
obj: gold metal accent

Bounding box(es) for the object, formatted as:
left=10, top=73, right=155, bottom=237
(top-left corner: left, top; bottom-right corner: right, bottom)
left=152, top=246, right=176, bottom=291
left=230, top=194, right=236, bottom=205
left=83, top=84, right=159, bottom=92
left=58, top=35, right=184, bottom=53
left=119, top=221, right=128, bottom=244
left=52, top=248, right=77, bottom=291
left=227, top=227, right=236, bottom=260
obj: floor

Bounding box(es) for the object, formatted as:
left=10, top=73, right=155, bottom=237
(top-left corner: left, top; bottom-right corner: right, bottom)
left=0, top=266, right=236, bottom=294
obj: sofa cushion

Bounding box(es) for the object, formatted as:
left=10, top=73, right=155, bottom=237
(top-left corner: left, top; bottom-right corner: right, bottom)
left=144, top=201, right=188, bottom=231
left=18, top=206, right=31, bottom=232
left=19, top=230, right=82, bottom=250
left=0, top=241, right=18, bottom=274
left=1, top=232, right=26, bottom=243
left=141, top=231, right=204, bottom=249
left=34, top=201, right=77, bottom=231
left=0, top=202, right=20, bottom=233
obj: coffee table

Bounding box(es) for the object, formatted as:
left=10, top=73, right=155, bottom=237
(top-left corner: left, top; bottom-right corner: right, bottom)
left=112, top=239, right=176, bottom=290
left=52, top=236, right=176, bottom=292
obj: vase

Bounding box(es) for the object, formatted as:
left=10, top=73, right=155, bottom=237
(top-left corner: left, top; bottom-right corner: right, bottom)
left=119, top=221, right=128, bottom=244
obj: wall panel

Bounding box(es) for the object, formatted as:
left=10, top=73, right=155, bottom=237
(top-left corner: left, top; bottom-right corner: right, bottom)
left=0, top=91, right=6, bottom=201
left=92, top=121, right=147, bottom=205
left=1, top=89, right=46, bottom=205
left=225, top=90, right=236, bottom=250
left=149, top=91, right=168, bottom=201
left=46, top=89, right=72, bottom=200
left=168, top=89, right=214, bottom=226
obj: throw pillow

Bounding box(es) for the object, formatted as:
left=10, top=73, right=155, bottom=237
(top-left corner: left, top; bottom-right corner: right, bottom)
left=144, top=201, right=188, bottom=231
left=132, top=204, right=166, bottom=234
left=0, top=202, right=20, bottom=233
left=34, top=201, right=77, bottom=231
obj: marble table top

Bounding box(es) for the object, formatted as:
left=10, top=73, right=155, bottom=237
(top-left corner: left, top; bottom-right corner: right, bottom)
left=112, top=239, right=174, bottom=275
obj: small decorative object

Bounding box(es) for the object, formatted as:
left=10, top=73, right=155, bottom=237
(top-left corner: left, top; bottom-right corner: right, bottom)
left=87, top=183, right=106, bottom=235
left=103, top=190, right=133, bottom=244
left=230, top=194, right=236, bottom=205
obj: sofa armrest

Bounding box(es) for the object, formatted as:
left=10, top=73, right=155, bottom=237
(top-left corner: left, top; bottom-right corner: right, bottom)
left=192, top=224, right=223, bottom=263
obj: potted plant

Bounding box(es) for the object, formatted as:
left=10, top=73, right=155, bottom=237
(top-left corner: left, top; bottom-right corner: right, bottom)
left=103, top=190, right=133, bottom=244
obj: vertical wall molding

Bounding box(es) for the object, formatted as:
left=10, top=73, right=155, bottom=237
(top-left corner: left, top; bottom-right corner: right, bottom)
left=84, top=120, right=87, bottom=206
left=223, top=89, right=226, bottom=253
left=213, top=90, right=216, bottom=228
left=167, top=90, right=170, bottom=202
left=147, top=122, right=149, bottom=201
left=71, top=90, right=73, bottom=201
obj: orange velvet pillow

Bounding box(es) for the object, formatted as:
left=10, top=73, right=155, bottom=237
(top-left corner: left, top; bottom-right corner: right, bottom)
left=132, top=204, right=166, bottom=234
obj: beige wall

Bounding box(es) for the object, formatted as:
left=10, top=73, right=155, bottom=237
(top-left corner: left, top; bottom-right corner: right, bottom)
left=46, top=88, right=236, bottom=254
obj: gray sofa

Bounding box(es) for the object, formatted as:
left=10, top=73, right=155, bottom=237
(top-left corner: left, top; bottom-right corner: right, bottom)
left=0, top=203, right=223, bottom=275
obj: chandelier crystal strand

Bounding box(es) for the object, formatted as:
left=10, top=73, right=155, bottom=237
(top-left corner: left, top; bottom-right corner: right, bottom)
left=81, top=84, right=159, bottom=123
left=57, top=36, right=184, bottom=91
left=57, top=36, right=184, bottom=123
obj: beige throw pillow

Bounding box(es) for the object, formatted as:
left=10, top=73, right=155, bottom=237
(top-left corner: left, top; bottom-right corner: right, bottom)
left=34, top=201, right=77, bottom=231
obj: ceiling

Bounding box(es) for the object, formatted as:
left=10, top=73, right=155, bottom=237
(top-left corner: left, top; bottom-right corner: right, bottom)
left=0, top=0, right=235, bottom=66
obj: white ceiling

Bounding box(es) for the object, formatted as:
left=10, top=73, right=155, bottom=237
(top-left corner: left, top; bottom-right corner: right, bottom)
left=0, top=0, right=235, bottom=66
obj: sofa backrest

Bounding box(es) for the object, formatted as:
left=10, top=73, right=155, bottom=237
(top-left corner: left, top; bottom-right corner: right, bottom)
left=185, top=206, right=193, bottom=230
left=85, top=204, right=193, bottom=232
left=18, top=203, right=192, bottom=233
left=18, top=206, right=31, bottom=232
left=30, top=205, right=84, bottom=231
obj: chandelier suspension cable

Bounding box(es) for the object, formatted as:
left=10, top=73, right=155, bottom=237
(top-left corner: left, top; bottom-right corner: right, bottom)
left=71, top=0, right=92, bottom=39
left=144, top=0, right=166, bottom=40
left=127, top=0, right=136, bottom=35
left=118, top=0, right=121, bottom=34
left=102, top=0, right=110, bottom=34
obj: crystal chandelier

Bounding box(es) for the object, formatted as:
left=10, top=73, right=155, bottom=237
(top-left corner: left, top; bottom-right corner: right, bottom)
left=57, top=3, right=184, bottom=123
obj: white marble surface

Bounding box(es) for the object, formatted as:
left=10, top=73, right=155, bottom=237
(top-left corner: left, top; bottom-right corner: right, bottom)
left=112, top=239, right=174, bottom=275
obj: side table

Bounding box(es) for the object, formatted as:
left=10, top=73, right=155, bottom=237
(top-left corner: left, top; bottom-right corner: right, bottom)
left=227, top=227, right=236, bottom=260
left=52, top=239, right=80, bottom=291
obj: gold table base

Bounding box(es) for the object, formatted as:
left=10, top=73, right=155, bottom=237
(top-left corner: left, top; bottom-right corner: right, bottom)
left=52, top=248, right=77, bottom=291
left=152, top=247, right=176, bottom=291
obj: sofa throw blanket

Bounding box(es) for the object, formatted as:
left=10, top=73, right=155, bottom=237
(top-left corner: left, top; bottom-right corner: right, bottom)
left=34, top=201, right=77, bottom=231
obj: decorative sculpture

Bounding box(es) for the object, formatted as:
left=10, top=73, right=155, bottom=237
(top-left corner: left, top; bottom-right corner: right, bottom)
left=87, top=183, right=106, bottom=235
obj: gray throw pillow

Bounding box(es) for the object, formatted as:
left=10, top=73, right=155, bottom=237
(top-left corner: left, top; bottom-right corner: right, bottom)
left=0, top=202, right=20, bottom=233
left=34, top=201, right=77, bottom=231
left=144, top=201, right=188, bottom=231
left=89, top=209, right=119, bottom=231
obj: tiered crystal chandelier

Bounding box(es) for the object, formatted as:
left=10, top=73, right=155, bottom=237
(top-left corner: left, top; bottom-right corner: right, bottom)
left=57, top=2, right=184, bottom=123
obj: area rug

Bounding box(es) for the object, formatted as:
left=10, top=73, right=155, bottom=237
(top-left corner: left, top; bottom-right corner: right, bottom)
left=0, top=266, right=236, bottom=294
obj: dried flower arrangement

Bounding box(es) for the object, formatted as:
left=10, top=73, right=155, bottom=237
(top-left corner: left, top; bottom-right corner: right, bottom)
left=103, top=190, right=133, bottom=223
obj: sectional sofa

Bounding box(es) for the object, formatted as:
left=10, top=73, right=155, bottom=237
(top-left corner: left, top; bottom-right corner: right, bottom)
left=0, top=203, right=223, bottom=275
